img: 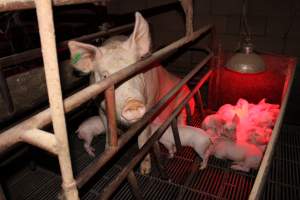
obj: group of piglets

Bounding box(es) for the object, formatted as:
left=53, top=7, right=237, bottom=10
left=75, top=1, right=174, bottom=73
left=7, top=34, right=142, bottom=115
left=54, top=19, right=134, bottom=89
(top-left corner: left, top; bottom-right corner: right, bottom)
left=201, top=98, right=279, bottom=172
left=75, top=98, right=279, bottom=172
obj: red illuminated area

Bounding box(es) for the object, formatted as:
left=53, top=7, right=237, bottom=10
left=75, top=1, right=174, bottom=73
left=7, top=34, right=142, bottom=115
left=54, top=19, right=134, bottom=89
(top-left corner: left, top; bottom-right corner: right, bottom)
left=208, top=55, right=291, bottom=110
left=217, top=67, right=285, bottom=105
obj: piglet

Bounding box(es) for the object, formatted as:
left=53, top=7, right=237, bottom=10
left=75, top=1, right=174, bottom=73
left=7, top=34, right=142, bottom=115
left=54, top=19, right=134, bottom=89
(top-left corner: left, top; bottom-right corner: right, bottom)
left=206, top=137, right=263, bottom=172
left=76, top=116, right=105, bottom=157
left=202, top=114, right=239, bottom=141
left=150, top=123, right=212, bottom=169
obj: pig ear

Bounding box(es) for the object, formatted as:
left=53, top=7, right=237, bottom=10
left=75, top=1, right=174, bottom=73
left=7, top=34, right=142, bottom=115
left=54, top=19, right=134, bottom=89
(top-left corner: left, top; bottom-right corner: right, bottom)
left=124, top=12, right=151, bottom=57
left=232, top=114, right=240, bottom=124
left=68, top=41, right=101, bottom=73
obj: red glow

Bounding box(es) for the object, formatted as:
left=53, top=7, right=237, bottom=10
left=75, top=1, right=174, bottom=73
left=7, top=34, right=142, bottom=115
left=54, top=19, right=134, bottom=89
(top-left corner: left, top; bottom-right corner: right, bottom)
left=215, top=66, right=285, bottom=107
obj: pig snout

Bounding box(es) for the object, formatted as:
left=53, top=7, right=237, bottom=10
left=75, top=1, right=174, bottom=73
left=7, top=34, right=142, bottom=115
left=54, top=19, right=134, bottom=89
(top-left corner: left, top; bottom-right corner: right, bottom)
left=121, top=99, right=146, bottom=123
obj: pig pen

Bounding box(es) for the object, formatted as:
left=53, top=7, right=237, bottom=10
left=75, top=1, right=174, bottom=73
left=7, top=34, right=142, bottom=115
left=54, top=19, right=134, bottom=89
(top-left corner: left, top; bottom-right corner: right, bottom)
left=0, top=1, right=298, bottom=200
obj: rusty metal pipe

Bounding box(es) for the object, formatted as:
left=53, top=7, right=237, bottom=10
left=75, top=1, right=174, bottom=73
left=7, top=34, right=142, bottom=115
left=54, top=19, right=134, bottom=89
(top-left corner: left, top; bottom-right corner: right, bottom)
left=0, top=25, right=213, bottom=155
left=0, top=0, right=108, bottom=12
left=127, top=171, right=143, bottom=200
left=98, top=70, right=213, bottom=200
left=171, top=118, right=182, bottom=150
left=104, top=86, right=118, bottom=147
left=0, top=23, right=133, bottom=69
left=76, top=53, right=213, bottom=188
left=34, top=1, right=78, bottom=199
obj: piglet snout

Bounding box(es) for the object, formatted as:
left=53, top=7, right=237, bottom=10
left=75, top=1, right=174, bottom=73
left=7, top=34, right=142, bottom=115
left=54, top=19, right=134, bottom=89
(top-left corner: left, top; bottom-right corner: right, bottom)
left=122, top=99, right=146, bottom=123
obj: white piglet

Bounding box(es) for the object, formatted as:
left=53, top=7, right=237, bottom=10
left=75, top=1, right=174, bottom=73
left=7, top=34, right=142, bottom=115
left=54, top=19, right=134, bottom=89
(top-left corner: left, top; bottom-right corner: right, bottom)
left=76, top=116, right=105, bottom=157
left=206, top=138, right=263, bottom=172
left=151, top=123, right=212, bottom=169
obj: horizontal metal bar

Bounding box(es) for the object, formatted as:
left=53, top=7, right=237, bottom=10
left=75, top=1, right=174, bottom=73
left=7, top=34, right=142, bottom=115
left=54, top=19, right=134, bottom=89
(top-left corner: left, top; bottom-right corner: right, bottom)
left=249, top=59, right=296, bottom=200
left=21, top=129, right=58, bottom=155
left=98, top=69, right=214, bottom=200
left=0, top=25, right=213, bottom=155
left=0, top=128, right=57, bottom=155
left=0, top=0, right=108, bottom=12
left=76, top=52, right=213, bottom=189
left=0, top=23, right=133, bottom=69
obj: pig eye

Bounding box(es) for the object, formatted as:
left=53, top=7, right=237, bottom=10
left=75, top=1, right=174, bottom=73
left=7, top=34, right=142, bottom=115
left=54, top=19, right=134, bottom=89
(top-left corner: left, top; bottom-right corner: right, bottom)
left=101, top=71, right=109, bottom=79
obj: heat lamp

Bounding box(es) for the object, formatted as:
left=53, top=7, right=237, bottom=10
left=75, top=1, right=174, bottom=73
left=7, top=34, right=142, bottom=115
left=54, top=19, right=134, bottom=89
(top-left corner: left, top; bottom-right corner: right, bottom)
left=225, top=0, right=266, bottom=74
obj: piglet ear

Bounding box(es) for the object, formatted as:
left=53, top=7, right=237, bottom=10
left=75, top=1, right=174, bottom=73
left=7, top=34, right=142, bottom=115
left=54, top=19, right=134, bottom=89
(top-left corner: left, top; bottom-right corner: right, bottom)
left=259, top=98, right=266, bottom=105
left=124, top=12, right=151, bottom=57
left=68, top=41, right=101, bottom=73
left=232, top=114, right=240, bottom=124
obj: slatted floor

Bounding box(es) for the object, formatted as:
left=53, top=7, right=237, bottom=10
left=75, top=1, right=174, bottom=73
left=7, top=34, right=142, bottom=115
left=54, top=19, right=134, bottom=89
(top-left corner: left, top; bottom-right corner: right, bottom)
left=1, top=115, right=300, bottom=199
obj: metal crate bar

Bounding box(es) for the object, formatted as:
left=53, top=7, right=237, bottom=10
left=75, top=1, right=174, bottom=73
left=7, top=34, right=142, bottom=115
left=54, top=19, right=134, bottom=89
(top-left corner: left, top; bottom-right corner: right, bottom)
left=98, top=69, right=214, bottom=200
left=249, top=59, right=296, bottom=199
left=0, top=23, right=133, bottom=69
left=21, top=129, right=58, bottom=155
left=180, top=0, right=193, bottom=36
left=34, top=0, right=78, bottom=199
left=0, top=24, right=213, bottom=155
left=0, top=0, right=108, bottom=12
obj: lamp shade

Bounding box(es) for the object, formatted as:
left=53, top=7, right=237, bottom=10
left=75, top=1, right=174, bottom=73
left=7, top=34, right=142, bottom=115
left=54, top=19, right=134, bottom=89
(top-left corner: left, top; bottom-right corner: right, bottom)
left=225, top=44, right=266, bottom=74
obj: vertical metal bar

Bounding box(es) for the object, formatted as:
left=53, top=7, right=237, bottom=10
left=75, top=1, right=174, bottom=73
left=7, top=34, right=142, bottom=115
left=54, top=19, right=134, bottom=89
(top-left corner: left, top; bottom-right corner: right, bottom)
left=0, top=184, right=7, bottom=200
left=0, top=69, right=14, bottom=114
left=185, top=103, right=192, bottom=124
left=104, top=86, right=118, bottom=147
left=171, top=118, right=182, bottom=150
left=194, top=91, right=205, bottom=116
left=127, top=171, right=143, bottom=200
left=180, top=0, right=193, bottom=36
left=151, top=142, right=169, bottom=180
left=34, top=1, right=79, bottom=200
left=175, top=157, right=201, bottom=200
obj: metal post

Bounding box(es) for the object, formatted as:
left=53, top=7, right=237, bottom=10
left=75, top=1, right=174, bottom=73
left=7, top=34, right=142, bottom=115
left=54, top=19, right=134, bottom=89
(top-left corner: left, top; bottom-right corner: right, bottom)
left=180, top=0, right=193, bottom=36
left=151, top=142, right=169, bottom=180
left=34, top=0, right=79, bottom=199
left=171, top=118, right=182, bottom=150
left=127, top=171, right=143, bottom=200
left=185, top=103, right=192, bottom=124
left=104, top=86, right=118, bottom=147
left=194, top=91, right=205, bottom=117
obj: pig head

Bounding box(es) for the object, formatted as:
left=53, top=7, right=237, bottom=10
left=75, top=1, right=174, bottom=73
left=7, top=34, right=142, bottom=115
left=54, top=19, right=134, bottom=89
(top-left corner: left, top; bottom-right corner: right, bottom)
left=68, top=12, right=194, bottom=174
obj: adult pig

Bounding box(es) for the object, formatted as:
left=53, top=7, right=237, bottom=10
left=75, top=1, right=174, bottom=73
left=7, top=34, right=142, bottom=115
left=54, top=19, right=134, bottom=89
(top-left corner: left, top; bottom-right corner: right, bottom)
left=68, top=12, right=194, bottom=174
